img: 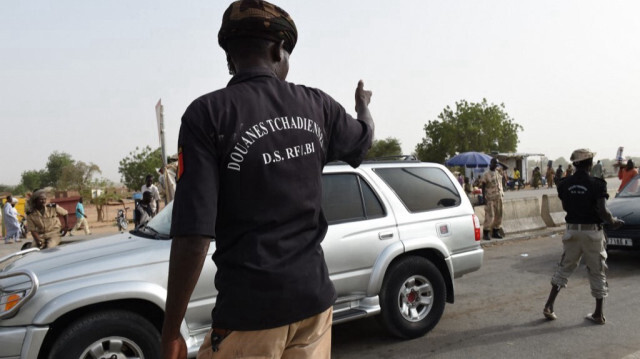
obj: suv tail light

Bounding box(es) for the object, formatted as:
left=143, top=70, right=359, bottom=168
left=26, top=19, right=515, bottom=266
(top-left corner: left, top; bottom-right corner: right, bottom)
left=472, top=215, right=481, bottom=241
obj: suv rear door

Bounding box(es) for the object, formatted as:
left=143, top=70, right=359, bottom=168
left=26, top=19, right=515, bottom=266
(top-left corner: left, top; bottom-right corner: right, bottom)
left=372, top=165, right=478, bottom=255
left=320, top=169, right=399, bottom=296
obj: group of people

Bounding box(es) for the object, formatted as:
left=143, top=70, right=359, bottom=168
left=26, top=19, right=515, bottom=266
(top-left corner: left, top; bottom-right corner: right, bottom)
left=3, top=190, right=93, bottom=248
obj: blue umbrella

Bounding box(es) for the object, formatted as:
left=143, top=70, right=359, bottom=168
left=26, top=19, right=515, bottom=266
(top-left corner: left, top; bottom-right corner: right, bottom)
left=445, top=151, right=493, bottom=168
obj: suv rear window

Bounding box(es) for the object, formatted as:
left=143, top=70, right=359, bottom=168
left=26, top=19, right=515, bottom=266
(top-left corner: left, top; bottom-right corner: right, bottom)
left=322, top=174, right=385, bottom=224
left=374, top=167, right=461, bottom=212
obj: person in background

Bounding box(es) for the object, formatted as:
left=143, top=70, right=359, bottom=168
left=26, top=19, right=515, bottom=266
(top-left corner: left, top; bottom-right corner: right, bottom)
left=27, top=189, right=69, bottom=249
left=134, top=191, right=154, bottom=230
left=554, top=165, right=563, bottom=185
left=591, top=160, right=604, bottom=180
left=3, top=196, right=21, bottom=244
left=531, top=167, right=542, bottom=189
left=70, top=197, right=91, bottom=236
left=158, top=162, right=178, bottom=203
left=141, top=174, right=161, bottom=216
left=546, top=165, right=555, bottom=188
left=543, top=149, right=624, bottom=325
left=617, top=159, right=638, bottom=192
left=2, top=195, right=11, bottom=241
left=565, top=163, right=574, bottom=177
left=513, top=168, right=521, bottom=190
left=479, top=158, right=504, bottom=240
left=161, top=1, right=374, bottom=358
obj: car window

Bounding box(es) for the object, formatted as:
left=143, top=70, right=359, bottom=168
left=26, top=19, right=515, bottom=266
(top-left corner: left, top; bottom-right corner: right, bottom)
left=618, top=175, right=640, bottom=197
left=322, top=173, right=385, bottom=224
left=374, top=167, right=461, bottom=212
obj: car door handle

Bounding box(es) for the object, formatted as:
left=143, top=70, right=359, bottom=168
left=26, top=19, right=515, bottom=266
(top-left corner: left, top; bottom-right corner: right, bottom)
left=378, top=231, right=394, bottom=240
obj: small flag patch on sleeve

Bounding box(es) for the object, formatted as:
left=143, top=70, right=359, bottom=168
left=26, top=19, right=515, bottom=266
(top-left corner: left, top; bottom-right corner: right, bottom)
left=177, top=146, right=184, bottom=181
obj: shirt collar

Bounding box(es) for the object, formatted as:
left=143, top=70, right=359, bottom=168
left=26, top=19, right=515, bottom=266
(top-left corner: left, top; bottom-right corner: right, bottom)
left=227, top=67, right=277, bottom=86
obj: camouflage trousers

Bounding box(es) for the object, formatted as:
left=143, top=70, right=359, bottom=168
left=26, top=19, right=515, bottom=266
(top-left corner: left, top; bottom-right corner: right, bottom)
left=551, top=228, right=608, bottom=298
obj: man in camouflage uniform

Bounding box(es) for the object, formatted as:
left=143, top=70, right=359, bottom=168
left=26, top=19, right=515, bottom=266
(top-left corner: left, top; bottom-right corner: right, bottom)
left=479, top=157, right=504, bottom=240
left=27, top=190, right=69, bottom=249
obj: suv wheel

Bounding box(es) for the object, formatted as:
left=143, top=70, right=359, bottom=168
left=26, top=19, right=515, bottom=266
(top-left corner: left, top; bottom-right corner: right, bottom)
left=48, top=310, right=161, bottom=359
left=379, top=256, right=446, bottom=339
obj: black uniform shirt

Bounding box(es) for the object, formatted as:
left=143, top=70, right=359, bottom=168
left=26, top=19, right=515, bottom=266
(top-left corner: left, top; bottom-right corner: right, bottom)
left=170, top=68, right=373, bottom=330
left=557, top=170, right=608, bottom=224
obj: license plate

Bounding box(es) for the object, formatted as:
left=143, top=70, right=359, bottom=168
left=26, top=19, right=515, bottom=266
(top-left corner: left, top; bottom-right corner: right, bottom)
left=607, top=237, right=633, bottom=246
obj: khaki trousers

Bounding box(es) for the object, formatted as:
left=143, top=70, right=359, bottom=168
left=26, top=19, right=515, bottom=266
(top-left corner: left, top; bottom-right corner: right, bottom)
left=483, top=198, right=503, bottom=230
left=551, top=229, right=608, bottom=298
left=197, top=307, right=332, bottom=359
left=73, top=217, right=91, bottom=234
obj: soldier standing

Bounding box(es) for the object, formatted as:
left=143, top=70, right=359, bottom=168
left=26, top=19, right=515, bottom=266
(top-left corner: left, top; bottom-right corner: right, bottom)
left=27, top=189, right=69, bottom=249
left=543, top=149, right=624, bottom=324
left=546, top=165, right=555, bottom=188
left=479, top=158, right=504, bottom=240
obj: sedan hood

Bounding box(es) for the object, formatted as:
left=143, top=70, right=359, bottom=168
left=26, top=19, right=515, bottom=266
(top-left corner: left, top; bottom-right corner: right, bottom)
left=607, top=197, right=639, bottom=223
left=2, top=233, right=172, bottom=284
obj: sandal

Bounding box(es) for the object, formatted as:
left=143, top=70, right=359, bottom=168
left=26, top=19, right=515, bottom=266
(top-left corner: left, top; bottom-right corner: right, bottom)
left=543, top=307, right=557, bottom=320
left=586, top=313, right=605, bottom=325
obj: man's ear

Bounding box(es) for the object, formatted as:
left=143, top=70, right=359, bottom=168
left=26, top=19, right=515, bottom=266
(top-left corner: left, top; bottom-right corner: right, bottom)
left=270, top=40, right=285, bottom=62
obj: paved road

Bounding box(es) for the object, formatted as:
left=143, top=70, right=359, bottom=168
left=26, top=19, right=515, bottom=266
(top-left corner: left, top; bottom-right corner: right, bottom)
left=331, top=235, right=640, bottom=359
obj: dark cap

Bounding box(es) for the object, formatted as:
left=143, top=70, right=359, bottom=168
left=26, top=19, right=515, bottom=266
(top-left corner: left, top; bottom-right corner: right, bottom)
left=218, top=0, right=298, bottom=53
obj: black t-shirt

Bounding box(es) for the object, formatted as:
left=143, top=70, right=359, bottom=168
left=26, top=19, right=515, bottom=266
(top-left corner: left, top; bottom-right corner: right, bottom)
left=557, top=170, right=608, bottom=224
left=170, top=68, right=373, bottom=330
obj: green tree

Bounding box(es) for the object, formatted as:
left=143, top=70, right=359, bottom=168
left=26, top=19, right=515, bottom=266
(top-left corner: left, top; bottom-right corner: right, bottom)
left=43, top=151, right=74, bottom=187
left=84, top=178, right=118, bottom=222
left=366, top=137, right=403, bottom=159
left=58, top=161, right=102, bottom=191
left=118, top=146, right=163, bottom=191
left=20, top=169, right=47, bottom=191
left=415, top=99, right=523, bottom=163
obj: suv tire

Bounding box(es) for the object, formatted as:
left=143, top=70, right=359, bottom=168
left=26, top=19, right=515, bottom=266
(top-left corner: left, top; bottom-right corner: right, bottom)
left=48, top=309, right=161, bottom=359
left=379, top=256, right=446, bottom=339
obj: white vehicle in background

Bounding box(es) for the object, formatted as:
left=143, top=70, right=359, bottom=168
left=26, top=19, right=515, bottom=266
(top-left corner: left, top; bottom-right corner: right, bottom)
left=0, top=158, right=483, bottom=359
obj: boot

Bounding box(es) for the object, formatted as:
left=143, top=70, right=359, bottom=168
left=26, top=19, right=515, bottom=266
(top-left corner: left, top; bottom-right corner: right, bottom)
left=492, top=228, right=503, bottom=239
left=482, top=230, right=491, bottom=241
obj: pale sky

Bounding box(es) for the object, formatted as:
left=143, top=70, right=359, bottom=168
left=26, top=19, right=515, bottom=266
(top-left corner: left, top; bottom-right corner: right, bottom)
left=2, top=0, right=639, bottom=185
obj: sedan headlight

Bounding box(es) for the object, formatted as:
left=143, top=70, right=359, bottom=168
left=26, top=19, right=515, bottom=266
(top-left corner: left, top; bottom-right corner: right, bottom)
left=0, top=270, right=39, bottom=319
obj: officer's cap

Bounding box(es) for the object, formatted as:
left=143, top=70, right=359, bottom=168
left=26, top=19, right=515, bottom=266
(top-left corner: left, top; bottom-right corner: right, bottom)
left=570, top=148, right=595, bottom=163
left=218, top=0, right=298, bottom=54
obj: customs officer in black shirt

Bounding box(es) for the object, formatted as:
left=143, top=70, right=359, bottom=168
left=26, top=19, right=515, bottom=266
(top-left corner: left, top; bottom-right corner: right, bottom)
left=161, top=1, right=374, bottom=358
left=543, top=149, right=623, bottom=325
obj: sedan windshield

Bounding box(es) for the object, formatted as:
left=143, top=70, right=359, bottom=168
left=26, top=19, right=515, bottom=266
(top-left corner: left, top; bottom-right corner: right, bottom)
left=618, top=175, right=640, bottom=198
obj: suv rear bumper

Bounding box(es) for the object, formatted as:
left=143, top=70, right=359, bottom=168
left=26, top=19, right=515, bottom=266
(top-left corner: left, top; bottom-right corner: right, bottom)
left=0, top=326, right=48, bottom=359
left=451, top=247, right=484, bottom=278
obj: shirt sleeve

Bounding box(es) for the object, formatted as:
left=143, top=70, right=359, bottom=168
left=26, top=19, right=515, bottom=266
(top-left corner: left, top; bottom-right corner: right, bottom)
left=56, top=205, right=68, bottom=216
left=321, top=92, right=373, bottom=168
left=170, top=99, right=219, bottom=238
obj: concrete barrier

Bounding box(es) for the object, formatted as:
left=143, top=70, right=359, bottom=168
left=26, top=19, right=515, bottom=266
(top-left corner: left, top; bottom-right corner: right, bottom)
left=475, top=197, right=547, bottom=234
left=541, top=194, right=565, bottom=227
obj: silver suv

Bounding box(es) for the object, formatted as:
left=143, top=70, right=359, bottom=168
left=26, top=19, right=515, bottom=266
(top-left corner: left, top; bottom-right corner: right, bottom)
left=0, top=160, right=483, bottom=359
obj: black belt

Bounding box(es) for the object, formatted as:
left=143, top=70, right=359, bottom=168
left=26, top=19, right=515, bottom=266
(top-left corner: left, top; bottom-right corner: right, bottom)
left=566, top=223, right=601, bottom=231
